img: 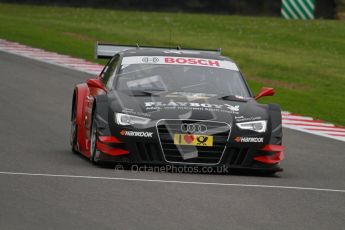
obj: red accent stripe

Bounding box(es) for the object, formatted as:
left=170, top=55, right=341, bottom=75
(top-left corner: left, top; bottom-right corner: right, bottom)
left=254, top=151, right=284, bottom=164
left=260, top=144, right=284, bottom=152
left=98, top=136, right=121, bottom=143
left=96, top=141, right=128, bottom=156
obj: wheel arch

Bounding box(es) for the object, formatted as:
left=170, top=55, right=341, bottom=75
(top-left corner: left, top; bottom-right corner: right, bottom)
left=74, top=83, right=89, bottom=126
left=92, top=94, right=111, bottom=137
left=72, top=83, right=89, bottom=154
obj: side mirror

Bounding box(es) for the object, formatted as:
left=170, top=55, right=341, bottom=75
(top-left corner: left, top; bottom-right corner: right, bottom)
left=86, top=79, right=106, bottom=92
left=255, top=87, right=275, bottom=100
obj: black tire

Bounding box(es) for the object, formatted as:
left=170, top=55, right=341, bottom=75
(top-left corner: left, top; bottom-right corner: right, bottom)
left=70, top=100, right=78, bottom=153
left=89, top=108, right=99, bottom=164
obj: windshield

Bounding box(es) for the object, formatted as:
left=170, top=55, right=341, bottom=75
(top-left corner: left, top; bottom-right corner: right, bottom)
left=115, top=56, right=251, bottom=97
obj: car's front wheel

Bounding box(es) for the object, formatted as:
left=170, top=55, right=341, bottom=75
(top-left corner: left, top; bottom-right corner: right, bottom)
left=70, top=100, right=78, bottom=153
left=90, top=111, right=100, bottom=164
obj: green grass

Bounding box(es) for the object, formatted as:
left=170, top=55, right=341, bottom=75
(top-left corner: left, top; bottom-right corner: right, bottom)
left=1, top=3, right=344, bottom=125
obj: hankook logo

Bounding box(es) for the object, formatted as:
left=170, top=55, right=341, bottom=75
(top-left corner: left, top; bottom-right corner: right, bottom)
left=120, top=130, right=153, bottom=138
left=234, top=137, right=263, bottom=143
left=181, top=124, right=207, bottom=134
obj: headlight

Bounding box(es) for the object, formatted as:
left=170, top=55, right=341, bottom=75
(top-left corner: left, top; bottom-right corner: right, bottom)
left=115, top=113, right=151, bottom=125
left=236, top=120, right=267, bottom=133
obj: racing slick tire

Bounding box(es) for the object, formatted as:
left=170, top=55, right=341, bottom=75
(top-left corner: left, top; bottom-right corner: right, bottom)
left=70, top=98, right=78, bottom=154
left=90, top=107, right=100, bottom=164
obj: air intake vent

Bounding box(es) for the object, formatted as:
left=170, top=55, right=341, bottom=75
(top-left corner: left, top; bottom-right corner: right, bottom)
left=157, top=120, right=231, bottom=164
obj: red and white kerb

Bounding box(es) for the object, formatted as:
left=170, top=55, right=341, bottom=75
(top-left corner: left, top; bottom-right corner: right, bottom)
left=121, top=56, right=239, bottom=71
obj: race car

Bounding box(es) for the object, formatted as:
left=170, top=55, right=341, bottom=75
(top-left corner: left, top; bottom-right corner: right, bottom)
left=70, top=42, right=284, bottom=173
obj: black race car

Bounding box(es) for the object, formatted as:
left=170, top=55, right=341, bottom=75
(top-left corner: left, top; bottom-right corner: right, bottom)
left=70, top=43, right=284, bottom=173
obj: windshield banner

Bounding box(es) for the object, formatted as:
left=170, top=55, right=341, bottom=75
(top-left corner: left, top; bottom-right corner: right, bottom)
left=122, top=56, right=239, bottom=71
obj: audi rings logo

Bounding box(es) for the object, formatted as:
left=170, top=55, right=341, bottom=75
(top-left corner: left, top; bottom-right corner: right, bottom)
left=142, top=57, right=159, bottom=63
left=181, top=123, right=207, bottom=134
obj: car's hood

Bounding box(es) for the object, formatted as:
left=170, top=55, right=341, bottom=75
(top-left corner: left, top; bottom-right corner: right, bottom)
left=108, top=91, right=269, bottom=124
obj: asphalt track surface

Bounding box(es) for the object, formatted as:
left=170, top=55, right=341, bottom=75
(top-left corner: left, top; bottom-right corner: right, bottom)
left=0, top=52, right=344, bottom=230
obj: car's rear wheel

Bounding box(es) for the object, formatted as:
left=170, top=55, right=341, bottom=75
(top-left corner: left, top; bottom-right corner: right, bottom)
left=70, top=100, right=78, bottom=153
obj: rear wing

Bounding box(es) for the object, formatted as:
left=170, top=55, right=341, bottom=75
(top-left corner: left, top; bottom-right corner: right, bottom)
left=95, top=41, right=221, bottom=59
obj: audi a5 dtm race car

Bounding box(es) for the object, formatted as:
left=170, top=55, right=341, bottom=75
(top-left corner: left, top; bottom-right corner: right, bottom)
left=70, top=43, right=284, bottom=173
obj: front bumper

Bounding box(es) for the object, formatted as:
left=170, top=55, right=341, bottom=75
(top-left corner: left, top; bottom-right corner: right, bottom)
left=96, top=136, right=283, bottom=172
left=95, top=119, right=283, bottom=172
